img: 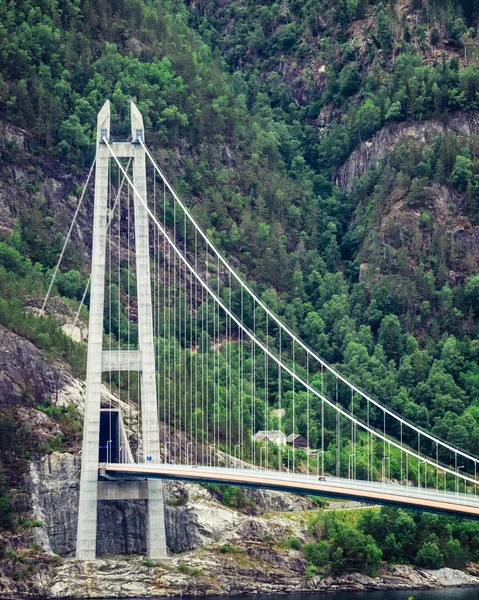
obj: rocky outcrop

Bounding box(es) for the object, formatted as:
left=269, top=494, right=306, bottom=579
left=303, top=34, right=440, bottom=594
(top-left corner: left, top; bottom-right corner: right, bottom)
left=0, top=325, right=70, bottom=409
left=335, top=111, right=479, bottom=191
left=165, top=483, right=243, bottom=552
left=306, top=565, right=479, bottom=593
left=5, top=554, right=479, bottom=598
left=27, top=452, right=231, bottom=555
left=29, top=452, right=148, bottom=556
left=28, top=450, right=310, bottom=556
left=334, top=112, right=479, bottom=281
left=242, top=487, right=316, bottom=515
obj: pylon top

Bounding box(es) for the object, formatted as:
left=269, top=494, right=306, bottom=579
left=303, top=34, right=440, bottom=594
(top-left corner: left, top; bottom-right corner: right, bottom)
left=96, top=100, right=110, bottom=147
left=95, top=100, right=145, bottom=146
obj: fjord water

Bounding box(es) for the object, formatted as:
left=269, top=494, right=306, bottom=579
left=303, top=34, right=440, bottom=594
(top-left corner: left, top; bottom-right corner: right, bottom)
left=287, top=591, right=479, bottom=599
left=296, top=592, right=479, bottom=600
left=176, top=592, right=479, bottom=600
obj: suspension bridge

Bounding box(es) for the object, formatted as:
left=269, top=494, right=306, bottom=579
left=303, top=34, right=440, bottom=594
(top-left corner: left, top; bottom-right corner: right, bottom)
left=42, top=101, right=479, bottom=560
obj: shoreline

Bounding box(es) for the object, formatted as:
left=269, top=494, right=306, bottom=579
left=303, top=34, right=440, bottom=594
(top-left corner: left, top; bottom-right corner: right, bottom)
left=3, top=555, right=479, bottom=599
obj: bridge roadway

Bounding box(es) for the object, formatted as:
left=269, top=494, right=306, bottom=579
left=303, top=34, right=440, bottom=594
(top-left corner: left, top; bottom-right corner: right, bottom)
left=102, top=464, right=479, bottom=519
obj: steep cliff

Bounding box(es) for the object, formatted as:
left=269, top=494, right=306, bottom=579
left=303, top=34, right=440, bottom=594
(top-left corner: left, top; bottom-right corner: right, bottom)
left=335, top=112, right=479, bottom=192
left=334, top=111, right=479, bottom=333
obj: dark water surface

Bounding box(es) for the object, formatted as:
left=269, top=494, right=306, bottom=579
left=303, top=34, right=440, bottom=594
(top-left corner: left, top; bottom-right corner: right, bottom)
left=175, top=592, right=479, bottom=600
left=278, top=591, right=479, bottom=599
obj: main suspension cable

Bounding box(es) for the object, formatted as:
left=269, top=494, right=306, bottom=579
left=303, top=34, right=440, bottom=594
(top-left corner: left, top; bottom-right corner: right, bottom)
left=105, top=139, right=477, bottom=487
left=140, top=140, right=479, bottom=467
left=41, top=157, right=96, bottom=315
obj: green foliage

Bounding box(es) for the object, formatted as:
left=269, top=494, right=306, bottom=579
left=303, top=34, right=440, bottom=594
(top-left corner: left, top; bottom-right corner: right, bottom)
left=296, top=506, right=479, bottom=573
left=465, top=275, right=479, bottom=315
left=178, top=562, right=202, bottom=576
left=41, top=435, right=67, bottom=453
left=18, top=518, right=42, bottom=529
left=355, top=99, right=381, bottom=140
left=36, top=397, right=82, bottom=440
left=305, top=563, right=319, bottom=579
left=0, top=298, right=86, bottom=377
left=167, top=494, right=187, bottom=507
left=339, top=64, right=361, bottom=98
left=289, top=536, right=302, bottom=551
left=202, top=483, right=255, bottom=511
left=324, top=516, right=382, bottom=576
left=359, top=507, right=479, bottom=569
left=450, top=154, right=474, bottom=192
left=56, top=270, right=85, bottom=301
left=303, top=540, right=330, bottom=567
left=306, top=496, right=328, bottom=508
left=219, top=543, right=242, bottom=554
left=0, top=234, right=86, bottom=379
left=415, top=541, right=445, bottom=569
left=0, top=492, right=13, bottom=530
left=378, top=315, right=403, bottom=364
left=143, top=559, right=157, bottom=568
left=299, top=512, right=383, bottom=576
left=1, top=0, right=479, bottom=575
left=0, top=412, right=34, bottom=531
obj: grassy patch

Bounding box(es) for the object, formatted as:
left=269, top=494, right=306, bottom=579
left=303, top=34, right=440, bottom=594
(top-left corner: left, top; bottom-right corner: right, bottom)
left=178, top=562, right=202, bottom=576
left=18, top=518, right=42, bottom=529
left=167, top=495, right=188, bottom=507
left=218, top=543, right=243, bottom=554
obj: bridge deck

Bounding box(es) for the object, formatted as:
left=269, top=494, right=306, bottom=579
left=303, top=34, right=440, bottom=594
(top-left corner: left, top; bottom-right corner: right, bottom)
left=101, top=464, right=479, bottom=519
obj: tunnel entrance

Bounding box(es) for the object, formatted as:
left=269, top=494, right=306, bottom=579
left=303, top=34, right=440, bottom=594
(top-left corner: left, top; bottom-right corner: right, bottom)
left=99, top=410, right=121, bottom=463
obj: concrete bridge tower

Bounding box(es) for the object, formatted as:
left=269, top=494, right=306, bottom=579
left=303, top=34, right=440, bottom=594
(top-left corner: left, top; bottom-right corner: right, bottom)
left=76, top=100, right=167, bottom=560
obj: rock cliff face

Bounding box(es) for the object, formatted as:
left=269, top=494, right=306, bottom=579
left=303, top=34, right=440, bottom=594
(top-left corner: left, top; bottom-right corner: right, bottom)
left=28, top=448, right=317, bottom=557
left=334, top=111, right=479, bottom=282
left=335, top=111, right=479, bottom=191
left=0, top=325, right=70, bottom=410
left=0, top=121, right=94, bottom=263
left=3, top=549, right=479, bottom=598
left=28, top=453, right=148, bottom=557
left=356, top=180, right=479, bottom=282
left=28, top=450, right=233, bottom=556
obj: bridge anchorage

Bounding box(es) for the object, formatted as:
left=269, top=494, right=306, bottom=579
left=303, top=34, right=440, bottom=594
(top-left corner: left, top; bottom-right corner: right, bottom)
left=73, top=101, right=479, bottom=560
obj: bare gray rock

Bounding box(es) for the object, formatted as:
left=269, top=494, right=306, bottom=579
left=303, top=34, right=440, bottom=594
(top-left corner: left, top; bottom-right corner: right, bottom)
left=0, top=325, right=69, bottom=409
left=335, top=111, right=479, bottom=191
left=14, top=555, right=478, bottom=598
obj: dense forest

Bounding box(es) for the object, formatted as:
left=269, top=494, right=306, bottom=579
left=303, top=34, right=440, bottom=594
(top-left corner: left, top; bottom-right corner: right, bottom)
left=2, top=0, right=479, bottom=575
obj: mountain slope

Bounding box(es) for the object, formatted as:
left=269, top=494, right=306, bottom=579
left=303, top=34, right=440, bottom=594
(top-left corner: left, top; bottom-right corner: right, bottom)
left=1, top=0, right=479, bottom=584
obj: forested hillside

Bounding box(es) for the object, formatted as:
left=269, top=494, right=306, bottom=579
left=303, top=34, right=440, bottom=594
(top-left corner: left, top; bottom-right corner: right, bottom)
left=2, top=0, right=479, bottom=576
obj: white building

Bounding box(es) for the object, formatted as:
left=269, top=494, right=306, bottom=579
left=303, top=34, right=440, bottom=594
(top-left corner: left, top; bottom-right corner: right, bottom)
left=252, top=430, right=287, bottom=446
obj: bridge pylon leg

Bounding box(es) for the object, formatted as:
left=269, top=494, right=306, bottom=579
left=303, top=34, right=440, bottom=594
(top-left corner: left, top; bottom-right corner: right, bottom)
left=131, top=102, right=168, bottom=559
left=75, top=100, right=168, bottom=560
left=76, top=100, right=110, bottom=560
